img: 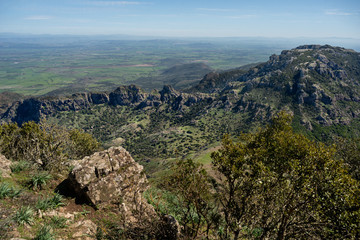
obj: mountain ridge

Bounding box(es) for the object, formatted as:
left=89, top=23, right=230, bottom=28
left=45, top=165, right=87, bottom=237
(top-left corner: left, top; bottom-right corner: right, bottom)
left=2, top=44, right=360, bottom=151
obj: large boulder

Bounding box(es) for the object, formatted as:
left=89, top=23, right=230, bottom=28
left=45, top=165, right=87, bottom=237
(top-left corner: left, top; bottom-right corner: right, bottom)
left=0, top=154, right=12, bottom=178
left=68, top=147, right=148, bottom=209
left=61, top=146, right=180, bottom=239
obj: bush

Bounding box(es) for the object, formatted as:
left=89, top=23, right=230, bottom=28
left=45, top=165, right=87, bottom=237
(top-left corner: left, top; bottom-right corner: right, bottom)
left=210, top=112, right=360, bottom=239
left=28, top=172, right=52, bottom=190
left=36, top=193, right=65, bottom=210
left=34, top=225, right=55, bottom=240
left=12, top=206, right=34, bottom=226
left=0, top=182, right=21, bottom=199
left=69, top=129, right=100, bottom=159
left=0, top=121, right=100, bottom=173
left=10, top=161, right=31, bottom=173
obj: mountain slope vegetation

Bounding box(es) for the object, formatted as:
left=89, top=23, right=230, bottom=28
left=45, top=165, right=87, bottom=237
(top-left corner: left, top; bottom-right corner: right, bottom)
left=2, top=45, right=360, bottom=167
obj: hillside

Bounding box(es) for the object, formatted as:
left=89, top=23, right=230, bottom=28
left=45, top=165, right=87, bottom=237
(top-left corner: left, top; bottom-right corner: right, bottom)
left=227, top=45, right=360, bottom=128
left=1, top=44, right=360, bottom=172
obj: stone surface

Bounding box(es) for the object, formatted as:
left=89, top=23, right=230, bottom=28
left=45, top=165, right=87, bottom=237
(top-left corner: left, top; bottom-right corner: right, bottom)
left=41, top=209, right=76, bottom=221
left=62, top=146, right=180, bottom=239
left=66, top=146, right=159, bottom=230
left=68, top=146, right=148, bottom=208
left=0, top=154, right=12, bottom=178
left=70, top=219, right=97, bottom=240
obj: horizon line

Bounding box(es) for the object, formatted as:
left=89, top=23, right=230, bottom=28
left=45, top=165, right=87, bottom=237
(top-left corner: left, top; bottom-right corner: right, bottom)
left=0, top=32, right=360, bottom=41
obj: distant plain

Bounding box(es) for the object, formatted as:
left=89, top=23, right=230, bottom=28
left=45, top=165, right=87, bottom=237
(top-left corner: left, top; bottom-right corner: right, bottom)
left=0, top=36, right=298, bottom=96
left=1, top=35, right=359, bottom=96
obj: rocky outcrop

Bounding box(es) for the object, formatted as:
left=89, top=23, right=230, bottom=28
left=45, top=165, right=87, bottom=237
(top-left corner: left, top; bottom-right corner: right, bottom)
left=1, top=84, right=207, bottom=125
left=0, top=91, right=23, bottom=115
left=67, top=147, right=149, bottom=210
left=60, top=146, right=180, bottom=239
left=0, top=154, right=12, bottom=178
left=109, top=85, right=147, bottom=106
left=2, top=95, right=93, bottom=124
left=228, top=44, right=360, bottom=126
left=190, top=68, right=248, bottom=93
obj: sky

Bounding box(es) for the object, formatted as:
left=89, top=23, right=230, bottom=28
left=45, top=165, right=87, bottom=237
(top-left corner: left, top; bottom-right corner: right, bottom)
left=0, top=0, right=360, bottom=39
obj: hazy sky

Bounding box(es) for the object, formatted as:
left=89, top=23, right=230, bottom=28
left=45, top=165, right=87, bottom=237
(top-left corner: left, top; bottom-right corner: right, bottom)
left=1, top=0, right=359, bottom=38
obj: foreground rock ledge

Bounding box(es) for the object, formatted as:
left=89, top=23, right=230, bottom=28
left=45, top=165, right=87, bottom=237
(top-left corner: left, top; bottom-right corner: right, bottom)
left=67, top=146, right=148, bottom=209
left=59, top=146, right=180, bottom=239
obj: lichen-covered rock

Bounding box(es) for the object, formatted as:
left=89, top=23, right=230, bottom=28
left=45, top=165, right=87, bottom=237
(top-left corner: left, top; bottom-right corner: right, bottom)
left=0, top=154, right=12, bottom=178
left=68, top=147, right=148, bottom=209
left=62, top=146, right=180, bottom=239
left=67, top=147, right=158, bottom=230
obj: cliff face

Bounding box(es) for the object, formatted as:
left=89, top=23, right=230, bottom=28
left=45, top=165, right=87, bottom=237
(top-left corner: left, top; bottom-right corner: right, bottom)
left=1, top=84, right=208, bottom=125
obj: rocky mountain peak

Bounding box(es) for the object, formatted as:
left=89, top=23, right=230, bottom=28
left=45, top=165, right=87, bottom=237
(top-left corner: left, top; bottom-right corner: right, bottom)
left=229, top=44, right=360, bottom=127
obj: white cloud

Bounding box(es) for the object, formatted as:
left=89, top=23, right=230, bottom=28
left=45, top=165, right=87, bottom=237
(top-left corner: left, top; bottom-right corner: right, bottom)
left=325, top=9, right=353, bottom=16
left=25, top=16, right=53, bottom=20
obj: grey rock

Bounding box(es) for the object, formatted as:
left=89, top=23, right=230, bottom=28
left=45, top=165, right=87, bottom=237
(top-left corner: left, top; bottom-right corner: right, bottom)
left=0, top=154, right=12, bottom=178
left=68, top=147, right=148, bottom=209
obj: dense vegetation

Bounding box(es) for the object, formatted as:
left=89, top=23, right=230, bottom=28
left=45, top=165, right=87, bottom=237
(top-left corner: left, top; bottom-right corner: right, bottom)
left=150, top=113, right=360, bottom=239
left=0, top=112, right=359, bottom=239
left=0, top=120, right=100, bottom=173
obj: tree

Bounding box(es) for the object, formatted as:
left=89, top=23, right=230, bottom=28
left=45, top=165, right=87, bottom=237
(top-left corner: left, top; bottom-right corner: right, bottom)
left=335, top=137, right=360, bottom=181
left=165, top=159, right=220, bottom=239
left=211, top=112, right=360, bottom=239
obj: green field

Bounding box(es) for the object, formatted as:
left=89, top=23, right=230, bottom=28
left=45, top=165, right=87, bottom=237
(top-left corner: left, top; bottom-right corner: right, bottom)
left=0, top=38, right=282, bottom=96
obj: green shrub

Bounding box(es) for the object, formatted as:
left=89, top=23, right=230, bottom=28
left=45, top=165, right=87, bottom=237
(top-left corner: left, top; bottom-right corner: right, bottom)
left=0, top=182, right=21, bottom=199
left=0, top=183, right=13, bottom=199
left=0, top=121, right=99, bottom=174
left=12, top=206, right=34, bottom=226
left=28, top=172, right=52, bottom=190
left=34, top=225, right=55, bottom=240
left=36, top=198, right=52, bottom=211
left=50, top=193, right=65, bottom=208
left=10, top=161, right=31, bottom=173
left=36, top=193, right=65, bottom=210
left=69, top=129, right=100, bottom=159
